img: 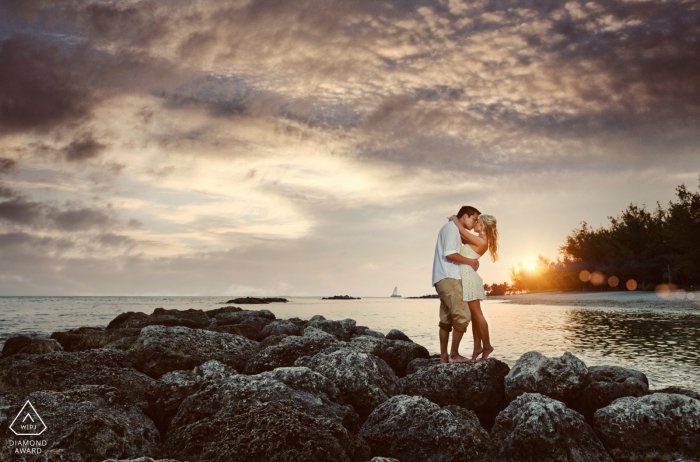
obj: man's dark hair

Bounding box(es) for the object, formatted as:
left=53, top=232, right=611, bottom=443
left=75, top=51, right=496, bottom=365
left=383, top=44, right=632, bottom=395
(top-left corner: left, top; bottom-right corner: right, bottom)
left=457, top=205, right=481, bottom=218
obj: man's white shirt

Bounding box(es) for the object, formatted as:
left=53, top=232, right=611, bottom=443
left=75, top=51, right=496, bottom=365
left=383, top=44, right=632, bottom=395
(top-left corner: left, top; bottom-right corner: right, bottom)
left=432, top=221, right=462, bottom=285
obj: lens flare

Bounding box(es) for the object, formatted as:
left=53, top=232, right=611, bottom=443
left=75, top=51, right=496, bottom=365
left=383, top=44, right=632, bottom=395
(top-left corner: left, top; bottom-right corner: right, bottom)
left=590, top=271, right=605, bottom=286
left=608, top=276, right=619, bottom=288
left=675, top=289, right=687, bottom=299
left=579, top=270, right=591, bottom=282
left=688, top=292, right=696, bottom=300
left=626, top=279, right=638, bottom=291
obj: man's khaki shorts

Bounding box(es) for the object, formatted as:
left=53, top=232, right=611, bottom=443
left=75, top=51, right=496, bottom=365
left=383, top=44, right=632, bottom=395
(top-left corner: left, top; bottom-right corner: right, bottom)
left=435, top=278, right=471, bottom=333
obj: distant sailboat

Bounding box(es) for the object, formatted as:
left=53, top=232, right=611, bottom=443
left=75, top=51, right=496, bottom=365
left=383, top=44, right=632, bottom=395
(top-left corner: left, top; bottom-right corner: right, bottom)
left=390, top=286, right=402, bottom=298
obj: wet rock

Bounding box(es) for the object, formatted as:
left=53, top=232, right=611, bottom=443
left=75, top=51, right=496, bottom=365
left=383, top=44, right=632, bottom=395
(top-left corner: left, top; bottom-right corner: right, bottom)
left=0, top=393, right=21, bottom=427
left=348, top=336, right=430, bottom=378
left=505, top=351, right=588, bottom=404
left=0, top=349, right=156, bottom=405
left=295, top=348, right=400, bottom=421
left=212, top=309, right=275, bottom=326
left=207, top=314, right=272, bottom=340
left=107, top=308, right=211, bottom=330
left=105, top=459, right=181, bottom=462
left=486, top=393, right=611, bottom=462
left=652, top=386, right=700, bottom=401
left=50, top=327, right=141, bottom=352
left=204, top=305, right=242, bottom=317
left=307, top=317, right=356, bottom=341
left=594, top=393, right=700, bottom=462
left=0, top=385, right=160, bottom=461
left=1, top=336, right=63, bottom=358
left=128, top=325, right=260, bottom=378
left=571, top=365, right=649, bottom=420
left=353, top=326, right=385, bottom=339
left=400, top=359, right=510, bottom=430
left=405, top=357, right=439, bottom=375
left=244, top=327, right=339, bottom=374
left=165, top=400, right=366, bottom=462
left=385, top=329, right=411, bottom=342
left=367, top=458, right=400, bottom=462
left=225, top=297, right=289, bottom=304
left=359, top=395, right=489, bottom=462
left=258, top=319, right=304, bottom=339
left=151, top=360, right=238, bottom=434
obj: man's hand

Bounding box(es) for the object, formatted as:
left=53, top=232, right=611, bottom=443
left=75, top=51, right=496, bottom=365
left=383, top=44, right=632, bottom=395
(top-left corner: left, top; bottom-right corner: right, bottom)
left=445, top=253, right=479, bottom=271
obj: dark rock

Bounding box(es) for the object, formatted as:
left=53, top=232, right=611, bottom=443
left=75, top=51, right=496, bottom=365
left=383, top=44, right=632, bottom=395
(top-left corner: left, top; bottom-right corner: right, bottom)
left=1, top=336, right=63, bottom=358
left=225, top=297, right=289, bottom=304
left=295, top=348, right=400, bottom=421
left=571, top=365, right=649, bottom=420
left=594, top=393, right=700, bottom=461
left=165, top=400, right=366, bottom=462
left=405, top=357, right=439, bottom=375
left=0, top=392, right=21, bottom=427
left=505, top=351, right=588, bottom=404
left=348, top=336, right=430, bottom=378
left=307, top=318, right=356, bottom=341
left=208, top=314, right=272, bottom=340
left=107, top=308, right=211, bottom=330
left=399, top=359, right=510, bottom=430
left=204, top=305, right=242, bottom=318
left=359, top=395, right=489, bottom=462
left=260, top=334, right=289, bottom=348
left=244, top=327, right=339, bottom=374
left=258, top=319, right=304, bottom=339
left=105, top=459, right=181, bottom=462
left=385, top=329, right=411, bottom=342
left=0, top=349, right=156, bottom=405
left=652, top=386, right=700, bottom=401
left=151, top=360, right=238, bottom=434
left=50, top=327, right=141, bottom=351
left=128, top=325, right=260, bottom=378
left=367, top=458, right=400, bottom=462
left=212, top=309, right=275, bottom=326
left=0, top=385, right=160, bottom=461
left=352, top=326, right=385, bottom=339
left=486, top=393, right=611, bottom=462
left=286, top=317, right=308, bottom=326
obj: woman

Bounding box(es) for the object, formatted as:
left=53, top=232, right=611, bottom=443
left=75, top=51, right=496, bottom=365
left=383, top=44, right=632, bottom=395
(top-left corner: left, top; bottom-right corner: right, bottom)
left=450, top=214, right=499, bottom=362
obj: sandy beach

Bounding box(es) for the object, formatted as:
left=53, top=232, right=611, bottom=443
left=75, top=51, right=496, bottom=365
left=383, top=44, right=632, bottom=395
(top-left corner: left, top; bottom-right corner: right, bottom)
left=493, top=291, right=700, bottom=312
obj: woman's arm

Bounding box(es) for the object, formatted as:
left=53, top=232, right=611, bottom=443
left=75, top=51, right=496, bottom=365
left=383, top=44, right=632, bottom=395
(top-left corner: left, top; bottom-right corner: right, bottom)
left=449, top=216, right=485, bottom=246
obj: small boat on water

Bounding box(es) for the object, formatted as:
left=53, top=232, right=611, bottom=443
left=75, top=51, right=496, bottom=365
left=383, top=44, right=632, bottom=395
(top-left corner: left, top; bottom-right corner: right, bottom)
left=390, top=286, right=402, bottom=298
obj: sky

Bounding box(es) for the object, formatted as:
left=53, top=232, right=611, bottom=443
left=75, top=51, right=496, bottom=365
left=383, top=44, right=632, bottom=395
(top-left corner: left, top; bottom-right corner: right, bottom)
left=0, top=0, right=698, bottom=296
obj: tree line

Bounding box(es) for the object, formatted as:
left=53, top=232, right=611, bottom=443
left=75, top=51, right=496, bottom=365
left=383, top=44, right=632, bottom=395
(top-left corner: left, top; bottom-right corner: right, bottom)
left=489, top=178, right=700, bottom=294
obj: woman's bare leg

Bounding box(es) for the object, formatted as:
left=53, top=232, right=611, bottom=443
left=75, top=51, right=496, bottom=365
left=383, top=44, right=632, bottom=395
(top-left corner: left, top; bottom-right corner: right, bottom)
left=468, top=300, right=493, bottom=359
left=471, top=318, right=483, bottom=362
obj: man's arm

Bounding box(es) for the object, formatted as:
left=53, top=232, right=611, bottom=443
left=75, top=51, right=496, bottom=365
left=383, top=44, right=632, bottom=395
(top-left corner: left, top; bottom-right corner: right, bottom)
left=446, top=253, right=479, bottom=271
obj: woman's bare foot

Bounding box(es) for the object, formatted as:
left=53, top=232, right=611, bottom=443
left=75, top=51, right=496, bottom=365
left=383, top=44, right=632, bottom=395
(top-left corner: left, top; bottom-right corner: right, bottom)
left=449, top=353, right=472, bottom=364
left=471, top=348, right=483, bottom=363
left=480, top=346, right=494, bottom=360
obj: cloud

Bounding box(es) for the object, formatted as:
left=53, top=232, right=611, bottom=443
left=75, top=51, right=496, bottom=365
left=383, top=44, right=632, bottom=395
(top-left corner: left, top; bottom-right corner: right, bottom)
left=0, top=195, right=119, bottom=231
left=0, top=158, right=17, bottom=175
left=63, top=134, right=106, bottom=162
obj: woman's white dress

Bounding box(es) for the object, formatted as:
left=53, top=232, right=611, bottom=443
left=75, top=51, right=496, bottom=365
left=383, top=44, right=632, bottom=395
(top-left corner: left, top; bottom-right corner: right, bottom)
left=459, top=244, right=485, bottom=302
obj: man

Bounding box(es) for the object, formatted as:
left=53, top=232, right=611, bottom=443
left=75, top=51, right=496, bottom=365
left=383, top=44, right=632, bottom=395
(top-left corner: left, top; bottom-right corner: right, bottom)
left=432, top=205, right=481, bottom=363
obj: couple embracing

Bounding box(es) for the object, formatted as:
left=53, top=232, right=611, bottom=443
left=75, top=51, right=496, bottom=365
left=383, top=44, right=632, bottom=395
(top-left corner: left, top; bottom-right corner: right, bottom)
left=432, top=205, right=499, bottom=364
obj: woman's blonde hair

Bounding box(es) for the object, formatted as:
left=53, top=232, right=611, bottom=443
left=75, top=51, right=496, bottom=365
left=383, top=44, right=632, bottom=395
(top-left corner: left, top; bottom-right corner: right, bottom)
left=479, top=214, right=499, bottom=262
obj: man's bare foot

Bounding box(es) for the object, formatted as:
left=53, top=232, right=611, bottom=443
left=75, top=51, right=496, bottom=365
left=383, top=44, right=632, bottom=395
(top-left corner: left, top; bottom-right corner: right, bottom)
left=440, top=355, right=450, bottom=364
left=479, top=346, right=494, bottom=360
left=471, top=348, right=483, bottom=363
left=449, top=353, right=472, bottom=364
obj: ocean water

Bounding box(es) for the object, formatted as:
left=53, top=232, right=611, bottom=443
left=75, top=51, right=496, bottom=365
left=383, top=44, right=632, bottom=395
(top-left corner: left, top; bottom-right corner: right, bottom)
left=0, top=294, right=699, bottom=391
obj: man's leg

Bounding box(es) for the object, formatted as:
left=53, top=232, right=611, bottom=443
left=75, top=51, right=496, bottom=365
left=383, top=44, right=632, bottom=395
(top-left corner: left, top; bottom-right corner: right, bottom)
left=448, top=279, right=472, bottom=363
left=439, top=327, right=450, bottom=364
left=436, top=283, right=453, bottom=364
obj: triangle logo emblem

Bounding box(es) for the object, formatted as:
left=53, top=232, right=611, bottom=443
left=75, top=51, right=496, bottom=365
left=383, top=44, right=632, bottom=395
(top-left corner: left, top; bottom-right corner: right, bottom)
left=9, top=401, right=47, bottom=436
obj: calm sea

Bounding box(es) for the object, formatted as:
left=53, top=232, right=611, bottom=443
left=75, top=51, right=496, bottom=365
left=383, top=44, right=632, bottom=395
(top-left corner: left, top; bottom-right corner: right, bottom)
left=1, top=294, right=698, bottom=391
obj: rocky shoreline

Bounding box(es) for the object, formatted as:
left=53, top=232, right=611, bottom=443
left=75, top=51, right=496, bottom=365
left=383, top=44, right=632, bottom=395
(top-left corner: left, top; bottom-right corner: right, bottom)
left=1, top=306, right=699, bottom=461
